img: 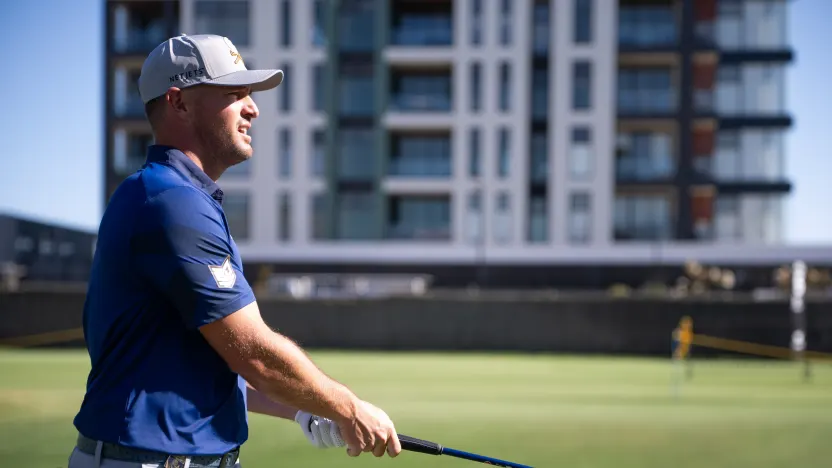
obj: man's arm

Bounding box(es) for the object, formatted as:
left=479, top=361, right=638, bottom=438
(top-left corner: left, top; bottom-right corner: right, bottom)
left=133, top=187, right=399, bottom=457
left=245, top=381, right=298, bottom=420
left=199, top=301, right=357, bottom=424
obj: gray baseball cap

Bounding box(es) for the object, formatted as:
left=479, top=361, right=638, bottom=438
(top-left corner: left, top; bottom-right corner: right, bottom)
left=138, top=34, right=284, bottom=104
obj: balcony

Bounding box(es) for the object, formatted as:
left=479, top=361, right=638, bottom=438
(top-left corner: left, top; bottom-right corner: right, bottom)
left=389, top=68, right=452, bottom=113
left=390, top=0, right=452, bottom=47
left=110, top=2, right=173, bottom=55
left=617, top=90, right=676, bottom=117
left=388, top=132, right=452, bottom=178
left=615, top=132, right=675, bottom=183
left=386, top=195, right=452, bottom=241
left=618, top=68, right=676, bottom=117
left=531, top=1, right=550, bottom=55
left=618, top=6, right=677, bottom=50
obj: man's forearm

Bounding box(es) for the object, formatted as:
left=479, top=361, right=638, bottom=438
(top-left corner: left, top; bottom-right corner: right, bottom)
left=243, top=331, right=356, bottom=423
left=245, top=382, right=298, bottom=420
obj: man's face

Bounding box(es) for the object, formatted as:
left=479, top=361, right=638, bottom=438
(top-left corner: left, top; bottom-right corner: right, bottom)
left=183, top=85, right=259, bottom=171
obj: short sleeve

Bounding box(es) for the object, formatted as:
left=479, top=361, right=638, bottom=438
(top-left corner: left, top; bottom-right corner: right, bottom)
left=131, top=186, right=256, bottom=329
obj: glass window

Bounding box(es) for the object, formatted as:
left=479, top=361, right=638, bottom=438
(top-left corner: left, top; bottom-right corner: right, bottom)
left=528, top=194, right=547, bottom=243
left=195, top=1, right=250, bottom=47
left=532, top=1, right=550, bottom=53
left=574, top=0, right=592, bottom=43
left=387, top=196, right=451, bottom=240
left=338, top=0, right=375, bottom=52
left=311, top=0, right=327, bottom=47
left=311, top=130, right=326, bottom=177
left=617, top=68, right=674, bottom=113
left=618, top=6, right=677, bottom=47
left=279, top=62, right=292, bottom=112
left=570, top=127, right=593, bottom=179
left=389, top=134, right=451, bottom=177
left=390, top=3, right=453, bottom=46
left=572, top=61, right=592, bottom=109
left=311, top=193, right=327, bottom=240
left=717, top=0, right=743, bottom=49
left=715, top=195, right=740, bottom=240
left=470, top=62, right=481, bottom=112
left=714, top=130, right=740, bottom=179
left=716, top=65, right=742, bottom=115
left=499, top=62, right=511, bottom=112
left=223, top=192, right=250, bottom=241
left=278, top=192, right=291, bottom=241
left=615, top=132, right=673, bottom=180
left=532, top=66, right=548, bottom=118
left=497, top=128, right=511, bottom=178
left=338, top=128, right=376, bottom=180
left=278, top=128, right=292, bottom=178
left=494, top=192, right=512, bottom=244
left=340, top=64, right=375, bottom=117
left=470, top=0, right=482, bottom=45
left=280, top=0, right=291, bottom=47
left=530, top=131, right=547, bottom=182
left=500, top=0, right=512, bottom=45
left=568, top=192, right=592, bottom=243
left=337, top=191, right=376, bottom=239
left=466, top=190, right=483, bottom=244
left=312, top=63, right=325, bottom=112
left=469, top=127, right=481, bottom=178
left=391, top=72, right=452, bottom=112
left=613, top=195, right=672, bottom=240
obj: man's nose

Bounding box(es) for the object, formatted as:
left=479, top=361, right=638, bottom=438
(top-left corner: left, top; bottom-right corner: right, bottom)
left=244, top=95, right=259, bottom=119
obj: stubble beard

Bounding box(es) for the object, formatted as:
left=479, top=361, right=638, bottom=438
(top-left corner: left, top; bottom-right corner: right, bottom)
left=194, top=118, right=251, bottom=175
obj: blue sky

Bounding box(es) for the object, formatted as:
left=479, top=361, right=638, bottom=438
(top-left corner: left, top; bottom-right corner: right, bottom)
left=1, top=0, right=830, bottom=244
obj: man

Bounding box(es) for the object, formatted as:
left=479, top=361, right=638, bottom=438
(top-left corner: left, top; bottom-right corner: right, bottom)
left=68, top=33, right=401, bottom=468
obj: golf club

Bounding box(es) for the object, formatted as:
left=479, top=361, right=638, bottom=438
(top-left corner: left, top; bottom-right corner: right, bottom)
left=399, top=434, right=533, bottom=468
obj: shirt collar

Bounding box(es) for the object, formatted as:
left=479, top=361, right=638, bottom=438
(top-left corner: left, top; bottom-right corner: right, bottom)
left=145, top=145, right=224, bottom=204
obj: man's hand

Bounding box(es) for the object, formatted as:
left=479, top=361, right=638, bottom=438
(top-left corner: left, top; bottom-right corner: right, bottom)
left=336, top=400, right=402, bottom=458
left=295, top=411, right=345, bottom=449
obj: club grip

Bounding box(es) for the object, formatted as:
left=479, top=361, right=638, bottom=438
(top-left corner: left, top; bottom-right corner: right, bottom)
left=398, top=434, right=443, bottom=455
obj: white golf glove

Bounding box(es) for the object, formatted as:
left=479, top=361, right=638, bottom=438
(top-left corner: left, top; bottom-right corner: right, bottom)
left=294, top=410, right=345, bottom=449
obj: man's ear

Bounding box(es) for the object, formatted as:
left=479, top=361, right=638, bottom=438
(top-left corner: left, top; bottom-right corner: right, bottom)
left=166, top=87, right=187, bottom=114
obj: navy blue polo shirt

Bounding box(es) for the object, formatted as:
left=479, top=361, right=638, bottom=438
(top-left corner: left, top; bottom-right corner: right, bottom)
left=73, top=145, right=256, bottom=455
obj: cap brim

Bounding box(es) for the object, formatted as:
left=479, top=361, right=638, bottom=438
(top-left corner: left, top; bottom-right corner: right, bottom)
left=207, top=69, right=284, bottom=92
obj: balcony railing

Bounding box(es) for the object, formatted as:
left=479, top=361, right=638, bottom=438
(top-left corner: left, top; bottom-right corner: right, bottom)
left=113, top=28, right=168, bottom=54
left=388, top=158, right=451, bottom=177
left=614, top=224, right=672, bottom=241
left=616, top=159, right=675, bottom=181
left=618, top=90, right=676, bottom=114
left=389, top=94, right=451, bottom=112
left=694, top=89, right=715, bottom=113
left=387, top=224, right=451, bottom=240
left=115, top=92, right=146, bottom=118
left=391, top=17, right=452, bottom=46
left=618, top=23, right=677, bottom=48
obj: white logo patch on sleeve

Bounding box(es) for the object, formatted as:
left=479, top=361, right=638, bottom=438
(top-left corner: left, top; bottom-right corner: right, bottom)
left=208, top=256, right=237, bottom=289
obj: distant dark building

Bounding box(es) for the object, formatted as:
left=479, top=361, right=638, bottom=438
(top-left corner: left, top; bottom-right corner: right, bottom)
left=0, top=213, right=97, bottom=283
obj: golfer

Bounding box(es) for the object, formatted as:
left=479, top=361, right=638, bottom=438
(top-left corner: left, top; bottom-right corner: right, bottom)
left=67, top=33, right=400, bottom=468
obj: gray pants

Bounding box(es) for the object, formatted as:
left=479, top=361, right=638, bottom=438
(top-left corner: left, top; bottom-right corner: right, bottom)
left=67, top=442, right=242, bottom=468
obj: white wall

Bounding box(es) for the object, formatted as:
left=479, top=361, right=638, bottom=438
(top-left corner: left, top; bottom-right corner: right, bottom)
left=551, top=0, right=616, bottom=247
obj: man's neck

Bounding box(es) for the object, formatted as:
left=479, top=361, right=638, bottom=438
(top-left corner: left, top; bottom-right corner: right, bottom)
left=154, top=138, right=221, bottom=181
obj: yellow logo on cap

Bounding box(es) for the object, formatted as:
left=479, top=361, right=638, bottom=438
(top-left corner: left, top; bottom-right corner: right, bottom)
left=223, top=36, right=244, bottom=65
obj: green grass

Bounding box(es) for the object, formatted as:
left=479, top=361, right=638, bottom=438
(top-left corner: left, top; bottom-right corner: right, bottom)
left=1, top=349, right=831, bottom=468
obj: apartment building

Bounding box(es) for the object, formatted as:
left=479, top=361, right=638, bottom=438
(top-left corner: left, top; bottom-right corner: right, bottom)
left=104, top=0, right=805, bottom=289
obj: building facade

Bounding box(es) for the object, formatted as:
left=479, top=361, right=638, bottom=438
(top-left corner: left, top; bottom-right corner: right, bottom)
left=104, top=0, right=804, bottom=289
left=0, top=213, right=97, bottom=284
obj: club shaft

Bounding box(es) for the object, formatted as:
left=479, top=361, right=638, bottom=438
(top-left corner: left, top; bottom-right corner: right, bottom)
left=442, top=447, right=533, bottom=468
left=398, top=434, right=532, bottom=468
